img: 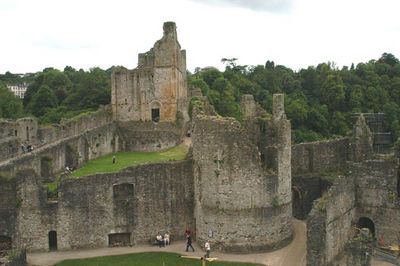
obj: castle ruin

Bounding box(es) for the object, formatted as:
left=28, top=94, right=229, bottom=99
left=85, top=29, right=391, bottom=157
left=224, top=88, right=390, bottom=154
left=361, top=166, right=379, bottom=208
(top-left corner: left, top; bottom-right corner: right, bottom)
left=0, top=22, right=399, bottom=266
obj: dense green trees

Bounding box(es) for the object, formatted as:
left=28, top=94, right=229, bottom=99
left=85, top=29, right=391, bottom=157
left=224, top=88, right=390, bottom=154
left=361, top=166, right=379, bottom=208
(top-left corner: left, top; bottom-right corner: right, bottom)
left=1, top=52, right=400, bottom=144
left=21, top=67, right=111, bottom=123
left=0, top=82, right=23, bottom=119
left=189, top=53, right=400, bottom=143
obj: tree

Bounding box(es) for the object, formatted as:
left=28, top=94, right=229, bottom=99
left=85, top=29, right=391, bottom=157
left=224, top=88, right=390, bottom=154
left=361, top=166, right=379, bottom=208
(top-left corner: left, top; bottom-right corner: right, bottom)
left=0, top=83, right=23, bottom=119
left=28, top=85, right=58, bottom=117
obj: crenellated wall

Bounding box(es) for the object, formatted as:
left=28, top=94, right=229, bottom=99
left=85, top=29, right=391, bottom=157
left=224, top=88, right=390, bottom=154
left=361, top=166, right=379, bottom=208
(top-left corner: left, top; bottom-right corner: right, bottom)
left=12, top=160, right=193, bottom=251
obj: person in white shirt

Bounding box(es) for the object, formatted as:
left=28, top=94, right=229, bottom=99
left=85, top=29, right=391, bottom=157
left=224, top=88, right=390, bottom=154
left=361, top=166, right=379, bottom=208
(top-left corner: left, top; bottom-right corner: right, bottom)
left=156, top=233, right=163, bottom=248
left=164, top=232, right=170, bottom=246
left=204, top=241, right=210, bottom=258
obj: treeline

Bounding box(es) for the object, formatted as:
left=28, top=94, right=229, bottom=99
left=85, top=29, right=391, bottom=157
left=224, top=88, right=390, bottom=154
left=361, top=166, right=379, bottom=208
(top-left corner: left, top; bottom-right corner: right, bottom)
left=1, top=53, right=400, bottom=143
left=189, top=53, right=400, bottom=143
left=0, top=67, right=111, bottom=124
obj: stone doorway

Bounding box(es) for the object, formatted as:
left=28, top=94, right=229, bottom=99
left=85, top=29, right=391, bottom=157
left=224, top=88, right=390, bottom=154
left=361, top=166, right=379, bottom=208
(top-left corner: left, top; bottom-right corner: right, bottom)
left=108, top=233, right=131, bottom=247
left=151, top=108, right=160, bottom=122
left=48, top=231, right=57, bottom=251
left=357, top=217, right=375, bottom=237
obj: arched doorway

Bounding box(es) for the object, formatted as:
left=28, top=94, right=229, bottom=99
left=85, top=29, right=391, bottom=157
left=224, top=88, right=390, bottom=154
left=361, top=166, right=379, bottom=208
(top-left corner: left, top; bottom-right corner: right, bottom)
left=48, top=231, right=57, bottom=251
left=357, top=217, right=375, bottom=237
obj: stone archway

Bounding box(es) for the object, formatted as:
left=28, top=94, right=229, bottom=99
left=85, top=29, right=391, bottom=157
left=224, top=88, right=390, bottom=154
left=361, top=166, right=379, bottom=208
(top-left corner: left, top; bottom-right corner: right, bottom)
left=357, top=217, right=375, bottom=237
left=48, top=230, right=57, bottom=251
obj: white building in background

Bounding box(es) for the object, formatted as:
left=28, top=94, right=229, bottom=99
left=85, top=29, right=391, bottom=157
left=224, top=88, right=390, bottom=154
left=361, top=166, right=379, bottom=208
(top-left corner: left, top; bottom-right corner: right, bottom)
left=7, top=83, right=28, bottom=98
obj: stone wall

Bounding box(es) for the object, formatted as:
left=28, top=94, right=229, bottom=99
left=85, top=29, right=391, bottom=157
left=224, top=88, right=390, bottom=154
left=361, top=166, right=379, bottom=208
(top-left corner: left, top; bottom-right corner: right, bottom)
left=292, top=138, right=350, bottom=175
left=5, top=249, right=26, bottom=266
left=306, top=178, right=356, bottom=266
left=37, top=105, right=112, bottom=146
left=117, top=121, right=185, bottom=152
left=0, top=138, right=21, bottom=162
left=352, top=159, right=400, bottom=246
left=0, top=123, right=118, bottom=180
left=111, top=22, right=188, bottom=123
left=0, top=177, right=17, bottom=247
left=292, top=176, right=332, bottom=220
left=13, top=160, right=194, bottom=251
left=192, top=112, right=292, bottom=253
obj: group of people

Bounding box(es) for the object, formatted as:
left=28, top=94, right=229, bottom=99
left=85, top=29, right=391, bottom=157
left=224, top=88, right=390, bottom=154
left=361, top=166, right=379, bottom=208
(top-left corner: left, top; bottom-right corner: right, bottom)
left=156, top=232, right=170, bottom=248
left=185, top=229, right=211, bottom=258
left=21, top=144, right=33, bottom=153
left=155, top=229, right=211, bottom=258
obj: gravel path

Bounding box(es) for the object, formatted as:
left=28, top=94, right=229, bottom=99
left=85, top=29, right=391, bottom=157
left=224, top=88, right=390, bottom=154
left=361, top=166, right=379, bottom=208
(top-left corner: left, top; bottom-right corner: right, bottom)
left=28, top=220, right=306, bottom=266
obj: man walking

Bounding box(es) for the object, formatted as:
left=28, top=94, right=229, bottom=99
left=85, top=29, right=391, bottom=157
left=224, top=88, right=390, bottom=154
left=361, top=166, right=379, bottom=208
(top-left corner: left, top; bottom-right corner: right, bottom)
left=186, top=234, right=195, bottom=252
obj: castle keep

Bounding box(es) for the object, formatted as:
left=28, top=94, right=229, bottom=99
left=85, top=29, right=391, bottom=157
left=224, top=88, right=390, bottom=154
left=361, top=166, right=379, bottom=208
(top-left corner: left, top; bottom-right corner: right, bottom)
left=111, top=22, right=188, bottom=123
left=0, top=22, right=399, bottom=266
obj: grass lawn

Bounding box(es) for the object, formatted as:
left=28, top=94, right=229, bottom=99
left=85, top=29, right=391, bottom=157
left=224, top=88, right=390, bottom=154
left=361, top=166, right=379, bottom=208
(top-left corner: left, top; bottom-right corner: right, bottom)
left=71, top=144, right=189, bottom=178
left=54, top=252, right=263, bottom=266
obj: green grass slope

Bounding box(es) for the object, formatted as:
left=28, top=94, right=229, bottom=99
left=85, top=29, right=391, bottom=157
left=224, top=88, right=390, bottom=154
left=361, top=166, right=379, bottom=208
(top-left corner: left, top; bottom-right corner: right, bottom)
left=71, top=144, right=189, bottom=178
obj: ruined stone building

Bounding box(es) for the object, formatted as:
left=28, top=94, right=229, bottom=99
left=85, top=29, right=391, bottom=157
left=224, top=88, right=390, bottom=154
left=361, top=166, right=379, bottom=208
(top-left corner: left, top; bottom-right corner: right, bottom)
left=0, top=22, right=399, bottom=266
left=111, top=21, right=188, bottom=123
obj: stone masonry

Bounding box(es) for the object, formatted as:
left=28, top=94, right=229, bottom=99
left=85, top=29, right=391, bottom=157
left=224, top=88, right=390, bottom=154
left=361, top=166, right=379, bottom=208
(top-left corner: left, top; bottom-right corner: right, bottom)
left=111, top=22, right=188, bottom=123
left=0, top=22, right=399, bottom=266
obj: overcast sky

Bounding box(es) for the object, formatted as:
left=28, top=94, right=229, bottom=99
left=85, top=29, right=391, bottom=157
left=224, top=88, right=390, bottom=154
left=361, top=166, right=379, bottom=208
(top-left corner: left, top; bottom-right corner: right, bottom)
left=1, top=0, right=399, bottom=74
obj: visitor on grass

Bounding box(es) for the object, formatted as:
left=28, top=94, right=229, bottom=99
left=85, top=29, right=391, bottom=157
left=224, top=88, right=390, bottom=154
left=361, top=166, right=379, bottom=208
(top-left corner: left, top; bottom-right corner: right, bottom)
left=112, top=155, right=116, bottom=164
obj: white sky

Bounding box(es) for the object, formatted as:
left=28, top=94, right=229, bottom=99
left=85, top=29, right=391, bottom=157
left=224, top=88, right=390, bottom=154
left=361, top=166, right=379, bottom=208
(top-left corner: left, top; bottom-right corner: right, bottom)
left=1, top=0, right=399, bottom=74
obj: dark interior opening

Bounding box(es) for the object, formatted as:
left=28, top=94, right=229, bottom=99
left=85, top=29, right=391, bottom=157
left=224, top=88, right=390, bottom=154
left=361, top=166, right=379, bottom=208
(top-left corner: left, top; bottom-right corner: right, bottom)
left=108, top=233, right=131, bottom=247
left=14, top=130, right=17, bottom=136
left=26, top=126, right=29, bottom=141
left=0, top=235, right=12, bottom=251
left=151, top=108, right=160, bottom=122
left=48, top=230, right=57, bottom=251
left=357, top=217, right=375, bottom=237
left=397, top=169, right=400, bottom=198
left=41, top=157, right=53, bottom=182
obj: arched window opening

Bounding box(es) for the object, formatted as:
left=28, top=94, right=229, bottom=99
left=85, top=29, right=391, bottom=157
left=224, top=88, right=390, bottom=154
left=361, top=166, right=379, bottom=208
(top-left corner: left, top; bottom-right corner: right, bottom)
left=151, top=108, right=160, bottom=122
left=357, top=217, right=375, bottom=237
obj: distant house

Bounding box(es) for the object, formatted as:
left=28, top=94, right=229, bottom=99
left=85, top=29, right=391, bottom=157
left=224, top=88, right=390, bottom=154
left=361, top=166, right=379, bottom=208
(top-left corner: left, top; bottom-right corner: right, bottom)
left=7, top=83, right=28, bottom=98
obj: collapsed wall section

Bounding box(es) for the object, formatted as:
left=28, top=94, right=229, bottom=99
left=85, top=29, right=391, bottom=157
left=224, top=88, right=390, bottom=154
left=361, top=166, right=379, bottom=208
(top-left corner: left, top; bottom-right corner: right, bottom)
left=307, top=178, right=356, bottom=266
left=192, top=109, right=292, bottom=252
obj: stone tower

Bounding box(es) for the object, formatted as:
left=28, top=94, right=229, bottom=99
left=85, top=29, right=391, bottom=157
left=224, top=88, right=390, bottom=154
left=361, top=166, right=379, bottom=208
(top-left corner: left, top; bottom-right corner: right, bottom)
left=192, top=94, right=293, bottom=252
left=111, top=22, right=188, bottom=123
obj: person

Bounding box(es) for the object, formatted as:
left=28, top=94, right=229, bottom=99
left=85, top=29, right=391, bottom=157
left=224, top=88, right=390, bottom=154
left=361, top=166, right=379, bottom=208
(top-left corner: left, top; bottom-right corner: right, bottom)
left=156, top=233, right=163, bottom=248
left=186, top=234, right=195, bottom=252
left=185, top=228, right=191, bottom=238
left=112, top=155, right=116, bottom=164
left=204, top=241, right=211, bottom=258
left=164, top=232, right=170, bottom=246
